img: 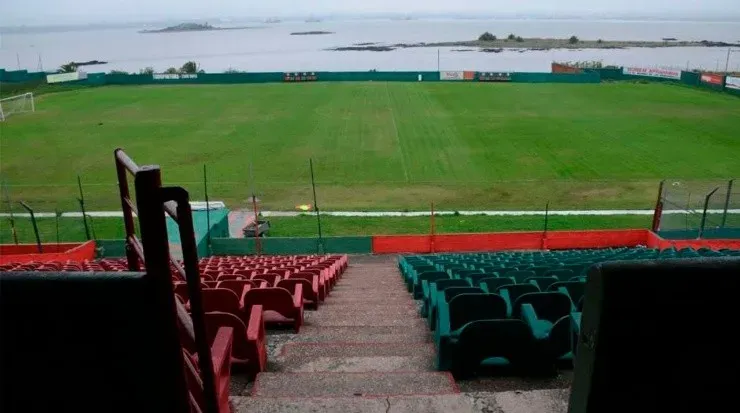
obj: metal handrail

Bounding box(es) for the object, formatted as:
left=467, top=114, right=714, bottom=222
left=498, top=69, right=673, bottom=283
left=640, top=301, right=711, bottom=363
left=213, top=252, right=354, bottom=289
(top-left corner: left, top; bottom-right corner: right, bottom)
left=113, top=148, right=218, bottom=413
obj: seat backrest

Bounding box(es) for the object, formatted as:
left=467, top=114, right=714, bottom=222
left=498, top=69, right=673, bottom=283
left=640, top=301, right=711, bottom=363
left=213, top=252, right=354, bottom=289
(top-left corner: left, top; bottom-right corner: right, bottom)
left=448, top=293, right=507, bottom=331
left=496, top=283, right=540, bottom=303
left=201, top=288, right=242, bottom=314
left=277, top=278, right=313, bottom=294
left=433, top=279, right=470, bottom=292
left=543, top=269, right=575, bottom=281
left=525, top=276, right=559, bottom=291
left=548, top=281, right=586, bottom=304
left=242, top=287, right=293, bottom=308
left=0, top=271, right=188, bottom=411
left=444, top=286, right=483, bottom=303
left=513, top=292, right=573, bottom=322
left=291, top=272, right=318, bottom=282
left=418, top=271, right=449, bottom=284
left=253, top=272, right=281, bottom=285
left=480, top=277, right=515, bottom=291
left=505, top=270, right=537, bottom=283
left=413, top=265, right=436, bottom=274
left=216, top=279, right=255, bottom=296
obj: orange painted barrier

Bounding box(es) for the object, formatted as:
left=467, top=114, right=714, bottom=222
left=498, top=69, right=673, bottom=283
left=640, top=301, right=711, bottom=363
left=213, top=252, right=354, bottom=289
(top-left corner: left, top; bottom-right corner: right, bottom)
left=371, top=229, right=739, bottom=254
left=0, top=241, right=96, bottom=265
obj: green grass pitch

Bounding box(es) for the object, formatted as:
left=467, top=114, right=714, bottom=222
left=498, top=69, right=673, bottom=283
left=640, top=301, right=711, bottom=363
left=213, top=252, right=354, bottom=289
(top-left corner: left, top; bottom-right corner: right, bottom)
left=1, top=82, right=738, bottom=213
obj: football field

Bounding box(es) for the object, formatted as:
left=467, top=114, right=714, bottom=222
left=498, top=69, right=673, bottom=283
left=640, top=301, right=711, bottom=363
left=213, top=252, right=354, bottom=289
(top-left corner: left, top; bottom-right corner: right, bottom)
left=1, top=81, right=738, bottom=213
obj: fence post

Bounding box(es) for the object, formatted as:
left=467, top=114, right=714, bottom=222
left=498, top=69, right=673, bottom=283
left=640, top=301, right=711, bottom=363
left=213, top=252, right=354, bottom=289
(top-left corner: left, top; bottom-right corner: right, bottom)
left=19, top=201, right=42, bottom=253
left=651, top=180, right=665, bottom=232
left=542, top=201, right=550, bottom=249
left=430, top=202, right=436, bottom=253
left=720, top=179, right=734, bottom=228
left=309, top=159, right=324, bottom=254
left=249, top=161, right=261, bottom=255
left=77, top=175, right=91, bottom=241
left=698, top=187, right=720, bottom=239
left=3, top=181, right=19, bottom=245
left=203, top=165, right=211, bottom=251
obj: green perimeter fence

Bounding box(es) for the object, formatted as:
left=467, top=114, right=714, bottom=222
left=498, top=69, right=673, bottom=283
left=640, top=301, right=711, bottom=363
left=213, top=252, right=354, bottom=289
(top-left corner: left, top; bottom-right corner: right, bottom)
left=3, top=67, right=737, bottom=95
left=96, top=236, right=372, bottom=258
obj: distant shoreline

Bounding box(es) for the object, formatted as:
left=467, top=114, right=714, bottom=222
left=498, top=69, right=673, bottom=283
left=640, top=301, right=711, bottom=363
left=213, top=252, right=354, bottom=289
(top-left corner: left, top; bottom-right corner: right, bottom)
left=329, top=37, right=740, bottom=52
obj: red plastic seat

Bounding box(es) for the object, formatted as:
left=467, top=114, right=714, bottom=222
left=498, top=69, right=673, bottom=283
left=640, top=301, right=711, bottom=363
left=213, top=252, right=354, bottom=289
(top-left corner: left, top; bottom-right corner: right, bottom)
left=291, top=272, right=327, bottom=300
left=204, top=309, right=267, bottom=379
left=183, top=326, right=233, bottom=413
left=216, top=279, right=256, bottom=296
left=278, top=278, right=320, bottom=309
left=242, top=285, right=304, bottom=332
left=252, top=272, right=281, bottom=286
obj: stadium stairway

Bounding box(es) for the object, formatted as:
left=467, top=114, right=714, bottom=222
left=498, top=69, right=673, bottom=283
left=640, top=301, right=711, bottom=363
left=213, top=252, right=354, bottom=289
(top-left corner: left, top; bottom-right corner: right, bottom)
left=230, top=255, right=569, bottom=413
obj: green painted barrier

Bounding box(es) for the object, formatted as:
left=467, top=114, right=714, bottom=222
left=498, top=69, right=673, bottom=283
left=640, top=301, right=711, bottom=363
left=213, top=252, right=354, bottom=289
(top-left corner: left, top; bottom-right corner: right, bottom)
left=96, top=239, right=127, bottom=258
left=211, top=236, right=372, bottom=255
left=511, top=72, right=601, bottom=83
left=167, top=208, right=229, bottom=258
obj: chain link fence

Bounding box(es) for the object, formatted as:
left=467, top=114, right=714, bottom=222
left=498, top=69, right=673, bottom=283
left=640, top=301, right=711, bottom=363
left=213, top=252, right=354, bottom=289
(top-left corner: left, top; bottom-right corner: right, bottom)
left=657, top=179, right=739, bottom=239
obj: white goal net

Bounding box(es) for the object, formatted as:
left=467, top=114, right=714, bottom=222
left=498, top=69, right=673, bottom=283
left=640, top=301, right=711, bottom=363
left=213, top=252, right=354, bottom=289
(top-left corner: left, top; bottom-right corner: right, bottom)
left=0, top=93, right=35, bottom=121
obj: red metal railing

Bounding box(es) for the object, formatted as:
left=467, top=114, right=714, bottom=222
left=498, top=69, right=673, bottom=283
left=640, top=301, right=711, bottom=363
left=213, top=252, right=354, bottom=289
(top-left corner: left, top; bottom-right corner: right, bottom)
left=114, top=148, right=219, bottom=413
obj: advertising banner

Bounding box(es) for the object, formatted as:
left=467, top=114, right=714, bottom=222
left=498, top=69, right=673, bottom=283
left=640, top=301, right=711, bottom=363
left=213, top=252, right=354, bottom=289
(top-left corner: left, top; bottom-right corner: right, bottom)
left=440, top=71, right=464, bottom=80
left=623, top=67, right=681, bottom=80
left=153, top=73, right=198, bottom=80
left=46, top=71, right=87, bottom=83
left=478, top=72, right=511, bottom=82
left=700, top=73, right=724, bottom=85
left=726, top=76, right=740, bottom=90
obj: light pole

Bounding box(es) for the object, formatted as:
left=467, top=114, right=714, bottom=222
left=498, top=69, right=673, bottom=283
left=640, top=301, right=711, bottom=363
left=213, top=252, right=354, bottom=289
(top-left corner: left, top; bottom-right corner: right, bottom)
left=725, top=48, right=740, bottom=73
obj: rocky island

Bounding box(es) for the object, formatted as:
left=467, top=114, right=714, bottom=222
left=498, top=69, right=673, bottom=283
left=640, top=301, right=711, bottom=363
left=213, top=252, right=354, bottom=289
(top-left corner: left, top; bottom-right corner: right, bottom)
left=140, top=22, right=255, bottom=33
left=328, top=34, right=740, bottom=52
left=291, top=31, right=334, bottom=36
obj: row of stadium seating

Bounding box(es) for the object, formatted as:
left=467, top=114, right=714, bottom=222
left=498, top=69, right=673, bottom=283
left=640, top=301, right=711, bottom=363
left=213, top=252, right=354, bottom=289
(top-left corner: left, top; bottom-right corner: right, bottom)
left=399, top=247, right=740, bottom=377
left=1, top=254, right=349, bottom=380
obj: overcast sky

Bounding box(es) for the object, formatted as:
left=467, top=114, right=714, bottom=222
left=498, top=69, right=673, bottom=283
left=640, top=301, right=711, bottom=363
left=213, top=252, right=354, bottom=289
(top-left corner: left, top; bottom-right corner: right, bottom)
left=2, top=0, right=739, bottom=26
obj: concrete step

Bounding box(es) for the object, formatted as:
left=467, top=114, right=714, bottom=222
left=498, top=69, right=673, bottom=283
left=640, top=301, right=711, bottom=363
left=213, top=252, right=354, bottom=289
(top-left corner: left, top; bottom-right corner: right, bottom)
left=317, top=306, right=418, bottom=317
left=277, top=343, right=434, bottom=372
left=231, top=389, right=569, bottom=413
left=316, top=315, right=427, bottom=327
left=295, top=325, right=431, bottom=343
left=252, top=371, right=458, bottom=397
left=326, top=296, right=414, bottom=307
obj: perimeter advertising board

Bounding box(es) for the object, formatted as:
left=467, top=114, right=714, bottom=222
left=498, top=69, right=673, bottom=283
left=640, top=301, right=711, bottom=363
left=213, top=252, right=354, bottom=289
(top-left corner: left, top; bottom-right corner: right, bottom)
left=623, top=67, right=681, bottom=80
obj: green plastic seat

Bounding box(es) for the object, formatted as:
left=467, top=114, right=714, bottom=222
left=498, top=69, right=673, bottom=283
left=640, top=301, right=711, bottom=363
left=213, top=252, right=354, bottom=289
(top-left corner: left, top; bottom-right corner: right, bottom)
left=413, top=271, right=449, bottom=299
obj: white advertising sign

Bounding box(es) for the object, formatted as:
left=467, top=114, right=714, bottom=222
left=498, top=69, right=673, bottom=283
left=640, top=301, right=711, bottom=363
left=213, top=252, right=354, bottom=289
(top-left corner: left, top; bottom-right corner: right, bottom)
left=440, top=71, right=464, bottom=80
left=623, top=67, right=681, bottom=80
left=46, top=71, right=86, bottom=83
left=153, top=73, right=198, bottom=80
left=726, top=76, right=740, bottom=90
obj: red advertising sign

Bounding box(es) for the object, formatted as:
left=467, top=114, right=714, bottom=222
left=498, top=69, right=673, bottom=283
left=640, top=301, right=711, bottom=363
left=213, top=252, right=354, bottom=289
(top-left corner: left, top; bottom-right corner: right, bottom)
left=700, top=73, right=724, bottom=85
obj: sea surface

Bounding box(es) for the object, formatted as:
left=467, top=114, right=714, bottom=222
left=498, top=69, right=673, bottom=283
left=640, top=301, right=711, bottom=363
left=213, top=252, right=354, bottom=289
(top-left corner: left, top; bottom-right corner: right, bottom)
left=2, top=19, right=739, bottom=74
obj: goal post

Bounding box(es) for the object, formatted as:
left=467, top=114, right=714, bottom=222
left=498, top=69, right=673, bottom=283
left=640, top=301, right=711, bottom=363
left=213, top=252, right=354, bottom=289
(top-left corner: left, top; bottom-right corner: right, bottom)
left=0, top=92, right=35, bottom=121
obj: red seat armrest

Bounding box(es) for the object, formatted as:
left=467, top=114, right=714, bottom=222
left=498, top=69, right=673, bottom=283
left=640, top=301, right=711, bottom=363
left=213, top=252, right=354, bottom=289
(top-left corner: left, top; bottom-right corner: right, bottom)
left=210, top=326, right=233, bottom=379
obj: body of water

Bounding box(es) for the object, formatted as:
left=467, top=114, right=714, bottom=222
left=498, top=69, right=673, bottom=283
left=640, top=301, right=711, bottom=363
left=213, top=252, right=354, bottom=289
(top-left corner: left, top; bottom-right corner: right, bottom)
left=2, top=19, right=739, bottom=73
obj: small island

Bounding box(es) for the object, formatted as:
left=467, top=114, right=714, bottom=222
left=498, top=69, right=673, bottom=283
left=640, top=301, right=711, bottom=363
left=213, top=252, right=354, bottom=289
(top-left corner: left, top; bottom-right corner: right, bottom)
left=327, top=35, right=740, bottom=52
left=140, top=22, right=255, bottom=33
left=291, top=31, right=334, bottom=36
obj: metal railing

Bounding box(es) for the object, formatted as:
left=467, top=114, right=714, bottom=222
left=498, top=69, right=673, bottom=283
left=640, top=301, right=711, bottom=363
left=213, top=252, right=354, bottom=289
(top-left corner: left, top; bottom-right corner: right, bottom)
left=114, top=148, right=219, bottom=413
